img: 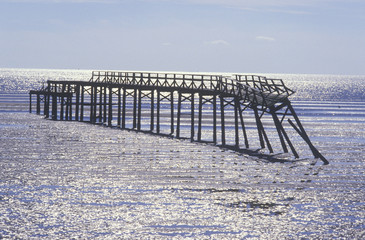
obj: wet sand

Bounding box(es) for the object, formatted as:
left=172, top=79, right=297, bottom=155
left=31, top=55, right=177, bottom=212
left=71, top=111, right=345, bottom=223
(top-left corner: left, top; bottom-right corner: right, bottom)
left=1, top=102, right=364, bottom=238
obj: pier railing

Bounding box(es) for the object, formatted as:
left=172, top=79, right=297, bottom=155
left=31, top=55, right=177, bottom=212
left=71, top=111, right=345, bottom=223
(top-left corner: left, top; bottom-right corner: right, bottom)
left=90, top=71, right=222, bottom=91
left=89, top=71, right=295, bottom=110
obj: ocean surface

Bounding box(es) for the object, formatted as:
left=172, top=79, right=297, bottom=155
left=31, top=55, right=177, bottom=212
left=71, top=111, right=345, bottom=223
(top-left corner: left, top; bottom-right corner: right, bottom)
left=0, top=68, right=364, bottom=239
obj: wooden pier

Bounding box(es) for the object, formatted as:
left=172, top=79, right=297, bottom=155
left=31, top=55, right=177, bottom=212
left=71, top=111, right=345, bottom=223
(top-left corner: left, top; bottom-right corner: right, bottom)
left=29, top=71, right=328, bottom=164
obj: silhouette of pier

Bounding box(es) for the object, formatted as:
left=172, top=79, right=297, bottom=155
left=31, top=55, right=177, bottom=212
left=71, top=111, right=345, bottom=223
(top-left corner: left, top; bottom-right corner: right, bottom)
left=29, top=71, right=328, bottom=164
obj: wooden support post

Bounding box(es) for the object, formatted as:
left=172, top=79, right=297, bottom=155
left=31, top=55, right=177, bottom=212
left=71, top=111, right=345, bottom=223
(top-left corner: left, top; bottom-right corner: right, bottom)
left=90, top=86, right=94, bottom=123
left=198, top=93, right=203, bottom=142
left=234, top=97, right=240, bottom=150
left=66, top=95, right=71, bottom=121
left=238, top=104, right=249, bottom=149
left=287, top=102, right=329, bottom=164
left=44, top=94, right=49, bottom=118
left=150, top=90, right=155, bottom=132
left=254, top=107, right=265, bottom=148
left=92, top=85, right=98, bottom=123
left=66, top=95, right=72, bottom=121
left=36, top=94, right=41, bottom=115
left=75, top=85, right=80, bottom=121
left=270, top=107, right=289, bottom=153
left=44, top=86, right=49, bottom=118
left=68, top=95, right=72, bottom=120
left=156, top=90, right=160, bottom=134
left=97, top=86, right=101, bottom=123
left=43, top=95, right=46, bottom=116
left=68, top=84, right=72, bottom=121
left=52, top=94, right=57, bottom=120
left=133, top=89, right=137, bottom=129
left=190, top=93, right=195, bottom=142
left=29, top=94, right=32, bottom=113
left=103, top=86, right=107, bottom=123
left=213, top=95, right=217, bottom=144
left=80, top=85, right=84, bottom=122
left=67, top=94, right=71, bottom=120
left=65, top=85, right=70, bottom=121
left=47, top=91, right=52, bottom=118
left=60, top=84, right=65, bottom=121
left=118, top=87, right=121, bottom=127
left=253, top=107, right=273, bottom=153
left=220, top=96, right=226, bottom=146
left=170, top=92, right=174, bottom=135
left=176, top=92, right=181, bottom=138
left=97, top=86, right=100, bottom=122
left=273, top=113, right=299, bottom=158
left=137, top=89, right=142, bottom=131
left=108, top=86, right=113, bottom=127
left=93, top=86, right=98, bottom=123
left=122, top=88, right=126, bottom=129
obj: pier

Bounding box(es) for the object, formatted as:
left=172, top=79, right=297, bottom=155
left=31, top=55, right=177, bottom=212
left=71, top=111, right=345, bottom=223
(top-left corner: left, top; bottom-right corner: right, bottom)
left=29, top=71, right=328, bottom=164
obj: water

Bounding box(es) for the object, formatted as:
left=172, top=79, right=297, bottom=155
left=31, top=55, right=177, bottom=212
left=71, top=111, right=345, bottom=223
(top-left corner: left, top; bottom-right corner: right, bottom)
left=0, top=68, right=365, bottom=239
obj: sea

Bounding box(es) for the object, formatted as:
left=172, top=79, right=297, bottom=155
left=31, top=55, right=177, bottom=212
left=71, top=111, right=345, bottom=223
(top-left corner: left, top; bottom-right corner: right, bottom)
left=0, top=68, right=364, bottom=239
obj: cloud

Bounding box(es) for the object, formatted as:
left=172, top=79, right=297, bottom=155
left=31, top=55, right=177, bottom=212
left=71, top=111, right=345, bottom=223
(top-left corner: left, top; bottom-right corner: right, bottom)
left=236, top=6, right=312, bottom=15
left=162, top=42, right=173, bottom=46
left=142, top=0, right=363, bottom=16
left=204, top=40, right=230, bottom=46
left=163, top=0, right=314, bottom=8
left=256, top=36, right=276, bottom=42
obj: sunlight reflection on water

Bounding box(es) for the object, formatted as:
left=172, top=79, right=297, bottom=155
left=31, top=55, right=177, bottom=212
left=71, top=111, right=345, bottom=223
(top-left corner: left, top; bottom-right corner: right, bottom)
left=1, top=112, right=364, bottom=239
left=0, top=69, right=365, bottom=238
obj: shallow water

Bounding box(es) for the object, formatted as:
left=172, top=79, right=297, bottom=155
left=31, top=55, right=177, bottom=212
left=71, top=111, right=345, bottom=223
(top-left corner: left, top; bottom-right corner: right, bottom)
left=0, top=69, right=365, bottom=239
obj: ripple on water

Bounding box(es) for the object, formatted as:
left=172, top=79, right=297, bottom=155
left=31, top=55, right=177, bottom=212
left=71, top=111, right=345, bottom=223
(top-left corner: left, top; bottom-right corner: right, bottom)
left=0, top=105, right=364, bottom=239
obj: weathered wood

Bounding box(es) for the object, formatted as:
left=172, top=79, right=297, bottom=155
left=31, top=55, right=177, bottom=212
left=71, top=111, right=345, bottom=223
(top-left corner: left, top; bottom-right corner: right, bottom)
left=213, top=94, right=217, bottom=144
left=170, top=92, right=174, bottom=135
left=133, top=89, right=137, bottom=129
left=270, top=106, right=299, bottom=158
left=150, top=90, right=154, bottom=132
left=198, top=93, right=203, bottom=142
left=29, top=94, right=32, bottom=113
left=36, top=94, right=41, bottom=115
left=52, top=94, right=57, bottom=120
left=156, top=90, right=160, bottom=134
left=67, top=84, right=72, bottom=121
left=103, top=86, right=107, bottom=123
left=28, top=71, right=328, bottom=163
left=190, top=93, right=195, bottom=141
left=122, top=87, right=126, bottom=129
left=137, top=89, right=142, bottom=130
left=118, top=87, right=121, bottom=127
left=108, top=86, right=113, bottom=127
left=60, top=84, right=65, bottom=120
left=75, top=85, right=80, bottom=121
left=80, top=85, right=84, bottom=122
left=238, top=103, right=249, bottom=149
left=44, top=85, right=50, bottom=118
left=253, top=106, right=273, bottom=153
left=176, top=92, right=182, bottom=138
left=220, top=96, right=226, bottom=146
left=287, top=103, right=329, bottom=164
left=234, top=97, right=240, bottom=150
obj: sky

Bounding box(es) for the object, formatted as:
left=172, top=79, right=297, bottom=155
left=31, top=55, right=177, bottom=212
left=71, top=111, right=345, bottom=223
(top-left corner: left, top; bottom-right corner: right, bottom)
left=0, top=0, right=364, bottom=75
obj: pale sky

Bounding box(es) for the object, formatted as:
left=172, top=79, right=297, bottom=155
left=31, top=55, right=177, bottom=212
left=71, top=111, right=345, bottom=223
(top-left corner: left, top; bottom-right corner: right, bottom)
left=1, top=0, right=364, bottom=74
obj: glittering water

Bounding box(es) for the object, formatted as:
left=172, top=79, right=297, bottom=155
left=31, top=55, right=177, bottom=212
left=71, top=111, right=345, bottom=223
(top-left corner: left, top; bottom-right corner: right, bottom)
left=0, top=68, right=365, bottom=239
